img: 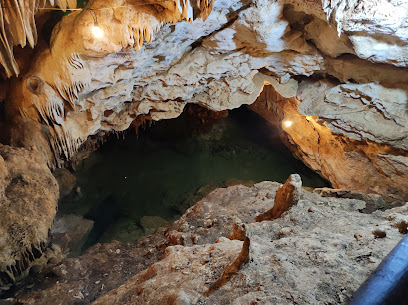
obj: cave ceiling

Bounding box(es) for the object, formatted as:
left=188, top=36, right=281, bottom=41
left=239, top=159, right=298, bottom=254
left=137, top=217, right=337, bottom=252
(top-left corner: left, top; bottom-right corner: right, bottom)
left=0, top=0, right=407, bottom=201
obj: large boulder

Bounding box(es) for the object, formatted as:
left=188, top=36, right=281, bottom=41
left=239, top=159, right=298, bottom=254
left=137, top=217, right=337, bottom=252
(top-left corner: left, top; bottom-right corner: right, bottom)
left=0, top=144, right=59, bottom=290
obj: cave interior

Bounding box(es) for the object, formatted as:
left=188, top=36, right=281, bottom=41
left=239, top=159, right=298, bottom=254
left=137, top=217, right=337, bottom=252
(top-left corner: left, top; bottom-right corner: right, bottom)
left=0, top=0, right=408, bottom=304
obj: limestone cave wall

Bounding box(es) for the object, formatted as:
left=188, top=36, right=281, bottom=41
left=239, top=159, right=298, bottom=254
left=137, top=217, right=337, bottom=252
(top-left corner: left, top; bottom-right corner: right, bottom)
left=1, top=0, right=408, bottom=199
left=0, top=0, right=408, bottom=300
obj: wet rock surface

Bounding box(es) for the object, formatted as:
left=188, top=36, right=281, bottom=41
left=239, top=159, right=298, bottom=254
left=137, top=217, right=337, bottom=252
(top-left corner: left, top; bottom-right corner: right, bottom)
left=52, top=169, right=77, bottom=199
left=50, top=214, right=94, bottom=258
left=4, top=180, right=407, bottom=304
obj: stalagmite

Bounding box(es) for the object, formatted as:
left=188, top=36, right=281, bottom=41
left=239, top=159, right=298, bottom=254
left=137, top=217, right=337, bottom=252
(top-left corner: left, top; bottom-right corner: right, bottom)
left=256, top=174, right=302, bottom=222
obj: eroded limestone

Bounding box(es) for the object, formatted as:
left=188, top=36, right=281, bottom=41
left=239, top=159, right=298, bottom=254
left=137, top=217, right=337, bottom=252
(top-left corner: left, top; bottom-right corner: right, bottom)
left=0, top=144, right=59, bottom=289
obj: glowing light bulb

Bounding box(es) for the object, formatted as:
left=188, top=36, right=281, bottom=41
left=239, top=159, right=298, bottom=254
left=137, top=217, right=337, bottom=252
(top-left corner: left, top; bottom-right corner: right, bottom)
left=283, top=120, right=293, bottom=128
left=92, top=26, right=104, bottom=38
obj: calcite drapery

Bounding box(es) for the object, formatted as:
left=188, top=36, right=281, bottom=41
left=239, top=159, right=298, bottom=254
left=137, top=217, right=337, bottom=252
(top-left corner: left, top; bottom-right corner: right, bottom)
left=6, top=0, right=214, bottom=165
left=0, top=0, right=77, bottom=78
left=2, top=0, right=408, bottom=201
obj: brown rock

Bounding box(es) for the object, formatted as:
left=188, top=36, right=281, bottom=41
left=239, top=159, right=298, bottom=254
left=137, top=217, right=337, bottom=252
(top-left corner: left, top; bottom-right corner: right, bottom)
left=53, top=168, right=77, bottom=198
left=0, top=144, right=59, bottom=289
left=248, top=85, right=408, bottom=204
left=228, top=218, right=247, bottom=241
left=255, top=174, right=302, bottom=222
left=372, top=228, right=387, bottom=238
left=204, top=236, right=250, bottom=296
left=387, top=213, right=408, bottom=234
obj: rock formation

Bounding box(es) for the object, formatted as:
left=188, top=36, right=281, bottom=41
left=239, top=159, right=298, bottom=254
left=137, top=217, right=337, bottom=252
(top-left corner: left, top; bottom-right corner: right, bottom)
left=248, top=85, right=408, bottom=203
left=1, top=0, right=408, bottom=299
left=5, top=181, right=408, bottom=304
left=0, top=144, right=59, bottom=289
left=256, top=173, right=302, bottom=221
left=0, top=0, right=77, bottom=78
left=0, top=0, right=406, bottom=202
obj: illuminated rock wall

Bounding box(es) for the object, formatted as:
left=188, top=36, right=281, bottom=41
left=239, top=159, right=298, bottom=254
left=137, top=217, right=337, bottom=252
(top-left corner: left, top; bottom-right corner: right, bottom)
left=1, top=0, right=408, bottom=199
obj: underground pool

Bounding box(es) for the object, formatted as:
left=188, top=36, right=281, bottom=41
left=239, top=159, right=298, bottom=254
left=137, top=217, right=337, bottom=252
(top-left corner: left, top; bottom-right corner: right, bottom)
left=58, top=106, right=328, bottom=250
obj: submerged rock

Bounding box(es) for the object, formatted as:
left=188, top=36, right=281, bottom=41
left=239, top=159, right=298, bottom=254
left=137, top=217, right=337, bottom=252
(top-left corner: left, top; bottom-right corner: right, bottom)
left=97, top=217, right=144, bottom=244
left=50, top=214, right=94, bottom=257
left=8, top=179, right=408, bottom=304
left=140, top=216, right=169, bottom=236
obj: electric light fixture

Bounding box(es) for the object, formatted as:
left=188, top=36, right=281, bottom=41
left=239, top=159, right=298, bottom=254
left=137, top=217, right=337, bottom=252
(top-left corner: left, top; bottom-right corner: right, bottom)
left=283, top=120, right=293, bottom=128
left=92, top=25, right=104, bottom=38
left=86, top=8, right=104, bottom=38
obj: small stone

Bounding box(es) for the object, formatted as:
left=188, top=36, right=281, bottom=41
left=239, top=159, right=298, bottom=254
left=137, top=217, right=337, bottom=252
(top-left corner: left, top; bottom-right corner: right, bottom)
left=372, top=228, right=387, bottom=238
left=396, top=221, right=408, bottom=234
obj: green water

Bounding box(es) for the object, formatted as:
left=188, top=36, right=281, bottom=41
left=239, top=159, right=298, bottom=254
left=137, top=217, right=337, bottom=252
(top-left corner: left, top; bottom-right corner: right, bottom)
left=59, top=107, right=328, bottom=248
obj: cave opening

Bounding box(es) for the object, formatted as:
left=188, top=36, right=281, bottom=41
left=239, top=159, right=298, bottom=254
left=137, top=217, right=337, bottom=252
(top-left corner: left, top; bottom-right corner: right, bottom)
left=57, top=104, right=329, bottom=253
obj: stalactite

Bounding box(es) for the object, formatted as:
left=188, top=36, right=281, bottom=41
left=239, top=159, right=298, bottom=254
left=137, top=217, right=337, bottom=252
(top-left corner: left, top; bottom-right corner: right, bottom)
left=67, top=53, right=85, bottom=70
left=51, top=77, right=87, bottom=109
left=7, top=0, right=215, bottom=164
left=49, top=124, right=84, bottom=161
left=0, top=241, right=51, bottom=288
left=321, top=0, right=358, bottom=35
left=0, top=0, right=77, bottom=77
left=32, top=95, right=65, bottom=125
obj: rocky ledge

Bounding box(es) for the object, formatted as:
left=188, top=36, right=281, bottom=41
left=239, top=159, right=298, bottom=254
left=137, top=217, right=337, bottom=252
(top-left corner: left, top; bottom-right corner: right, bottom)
left=4, top=176, right=408, bottom=305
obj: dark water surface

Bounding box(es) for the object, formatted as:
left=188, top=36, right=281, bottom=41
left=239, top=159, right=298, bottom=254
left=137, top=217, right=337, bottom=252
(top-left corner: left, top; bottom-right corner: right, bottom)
left=59, top=106, right=328, bottom=249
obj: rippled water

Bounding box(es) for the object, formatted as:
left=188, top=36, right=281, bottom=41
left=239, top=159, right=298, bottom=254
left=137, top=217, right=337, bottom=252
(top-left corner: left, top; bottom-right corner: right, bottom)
left=59, top=106, right=328, bottom=249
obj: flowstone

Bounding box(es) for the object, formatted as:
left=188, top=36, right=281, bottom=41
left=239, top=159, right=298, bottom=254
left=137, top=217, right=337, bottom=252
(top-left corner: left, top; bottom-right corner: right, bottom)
left=0, top=144, right=59, bottom=290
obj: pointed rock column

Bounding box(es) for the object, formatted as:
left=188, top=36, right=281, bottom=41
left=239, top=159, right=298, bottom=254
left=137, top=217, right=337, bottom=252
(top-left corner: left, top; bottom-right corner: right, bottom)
left=256, top=174, right=302, bottom=222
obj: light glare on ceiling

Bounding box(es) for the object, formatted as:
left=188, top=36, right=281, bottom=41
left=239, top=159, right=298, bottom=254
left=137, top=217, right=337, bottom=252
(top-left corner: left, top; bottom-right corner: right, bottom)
left=92, top=26, right=104, bottom=38
left=283, top=120, right=293, bottom=128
